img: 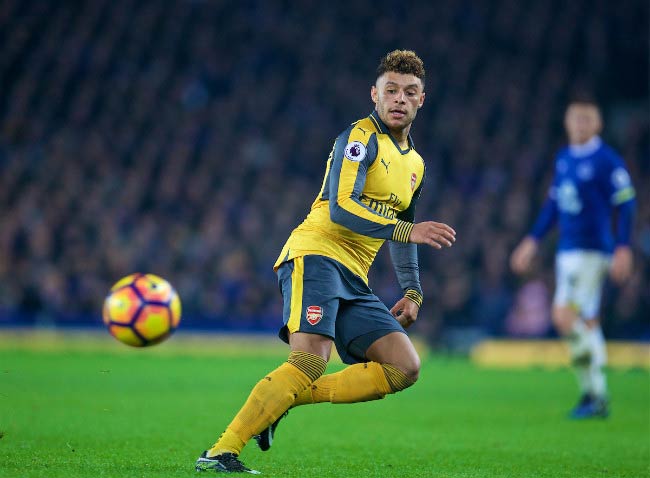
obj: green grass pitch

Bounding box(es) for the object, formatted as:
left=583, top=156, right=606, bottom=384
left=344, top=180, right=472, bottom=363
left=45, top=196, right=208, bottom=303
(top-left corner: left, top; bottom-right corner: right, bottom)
left=0, top=335, right=648, bottom=478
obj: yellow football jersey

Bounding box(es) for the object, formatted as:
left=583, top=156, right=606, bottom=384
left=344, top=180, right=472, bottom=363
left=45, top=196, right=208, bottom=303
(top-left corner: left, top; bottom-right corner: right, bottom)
left=274, top=110, right=425, bottom=283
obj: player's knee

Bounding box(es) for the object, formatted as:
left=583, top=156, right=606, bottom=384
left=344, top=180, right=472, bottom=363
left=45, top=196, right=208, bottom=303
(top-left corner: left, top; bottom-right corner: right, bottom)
left=552, top=306, right=577, bottom=335
left=287, top=351, right=327, bottom=382
left=394, top=345, right=421, bottom=384
left=401, top=352, right=421, bottom=383
left=382, top=357, right=420, bottom=393
left=402, top=355, right=421, bottom=383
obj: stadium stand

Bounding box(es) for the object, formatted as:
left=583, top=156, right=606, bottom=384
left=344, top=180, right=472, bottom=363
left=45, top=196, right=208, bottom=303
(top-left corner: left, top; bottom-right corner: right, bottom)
left=0, top=0, right=648, bottom=343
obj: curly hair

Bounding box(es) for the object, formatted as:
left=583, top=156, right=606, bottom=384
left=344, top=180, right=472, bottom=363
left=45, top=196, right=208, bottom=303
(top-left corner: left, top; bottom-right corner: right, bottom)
left=376, top=50, right=425, bottom=85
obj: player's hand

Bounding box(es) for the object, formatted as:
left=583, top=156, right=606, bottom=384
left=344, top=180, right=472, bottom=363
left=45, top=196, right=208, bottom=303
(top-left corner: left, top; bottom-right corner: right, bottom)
left=409, top=221, right=456, bottom=249
left=390, top=297, right=420, bottom=329
left=510, top=237, right=538, bottom=275
left=610, top=246, right=633, bottom=285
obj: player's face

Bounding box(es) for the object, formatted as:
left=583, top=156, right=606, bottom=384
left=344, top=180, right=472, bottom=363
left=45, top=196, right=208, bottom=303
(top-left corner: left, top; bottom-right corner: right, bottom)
left=371, top=72, right=425, bottom=133
left=564, top=104, right=602, bottom=145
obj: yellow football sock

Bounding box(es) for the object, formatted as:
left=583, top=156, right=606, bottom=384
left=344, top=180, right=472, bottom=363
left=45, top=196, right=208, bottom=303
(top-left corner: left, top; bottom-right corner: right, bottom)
left=293, top=361, right=406, bottom=406
left=208, top=351, right=326, bottom=457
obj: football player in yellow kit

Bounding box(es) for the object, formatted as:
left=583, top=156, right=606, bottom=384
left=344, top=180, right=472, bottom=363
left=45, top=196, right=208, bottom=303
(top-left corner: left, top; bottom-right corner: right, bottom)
left=196, top=50, right=456, bottom=474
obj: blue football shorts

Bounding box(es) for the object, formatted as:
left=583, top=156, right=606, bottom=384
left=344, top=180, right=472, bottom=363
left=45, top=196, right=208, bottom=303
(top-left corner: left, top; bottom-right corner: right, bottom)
left=276, top=255, right=406, bottom=364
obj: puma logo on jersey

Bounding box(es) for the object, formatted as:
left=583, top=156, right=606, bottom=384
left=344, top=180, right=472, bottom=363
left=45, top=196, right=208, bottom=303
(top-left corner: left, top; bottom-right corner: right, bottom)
left=380, top=158, right=391, bottom=173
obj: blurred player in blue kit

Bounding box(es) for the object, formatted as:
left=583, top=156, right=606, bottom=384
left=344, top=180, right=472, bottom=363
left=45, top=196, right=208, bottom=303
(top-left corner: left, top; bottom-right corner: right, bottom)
left=511, top=100, right=636, bottom=419
left=195, top=50, right=456, bottom=473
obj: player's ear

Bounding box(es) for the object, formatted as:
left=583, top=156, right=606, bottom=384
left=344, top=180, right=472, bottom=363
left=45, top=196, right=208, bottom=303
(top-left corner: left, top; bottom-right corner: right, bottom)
left=418, top=91, right=425, bottom=108
left=594, top=109, right=603, bottom=134
left=371, top=85, right=378, bottom=105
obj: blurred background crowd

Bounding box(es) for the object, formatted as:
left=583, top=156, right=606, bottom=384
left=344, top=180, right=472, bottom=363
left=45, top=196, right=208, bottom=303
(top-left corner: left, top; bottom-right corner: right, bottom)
left=1, top=0, right=648, bottom=344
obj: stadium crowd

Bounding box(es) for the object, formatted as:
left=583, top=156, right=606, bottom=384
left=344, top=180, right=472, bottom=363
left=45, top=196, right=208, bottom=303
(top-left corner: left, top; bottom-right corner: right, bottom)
left=0, top=0, right=648, bottom=341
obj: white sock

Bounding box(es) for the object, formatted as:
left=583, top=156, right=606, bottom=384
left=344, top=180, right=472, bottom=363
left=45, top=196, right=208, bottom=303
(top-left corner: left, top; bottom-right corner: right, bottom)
left=588, top=326, right=608, bottom=398
left=574, top=365, right=591, bottom=395
left=568, top=319, right=590, bottom=361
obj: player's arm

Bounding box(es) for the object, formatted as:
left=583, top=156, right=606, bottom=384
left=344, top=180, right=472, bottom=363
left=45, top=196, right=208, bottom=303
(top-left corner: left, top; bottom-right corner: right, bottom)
left=511, top=182, right=559, bottom=275
left=607, top=158, right=637, bottom=284
left=328, top=132, right=412, bottom=241
left=388, top=241, right=422, bottom=329
left=389, top=178, right=424, bottom=305
left=387, top=179, right=426, bottom=328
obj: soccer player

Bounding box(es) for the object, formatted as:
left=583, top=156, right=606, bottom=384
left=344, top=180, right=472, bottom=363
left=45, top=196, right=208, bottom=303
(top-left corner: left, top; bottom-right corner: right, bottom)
left=510, top=100, right=636, bottom=419
left=196, top=50, right=456, bottom=473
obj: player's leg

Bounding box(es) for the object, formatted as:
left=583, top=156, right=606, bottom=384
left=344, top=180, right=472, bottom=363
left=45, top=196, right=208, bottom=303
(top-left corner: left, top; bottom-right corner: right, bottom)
left=553, top=252, right=590, bottom=358
left=552, top=251, right=593, bottom=413
left=365, top=331, right=420, bottom=380
left=198, top=342, right=328, bottom=466
left=552, top=304, right=590, bottom=361
left=197, top=257, right=332, bottom=470
left=582, top=319, right=608, bottom=406
left=254, top=291, right=417, bottom=452
left=253, top=332, right=332, bottom=452
left=292, top=333, right=418, bottom=406
left=293, top=298, right=418, bottom=406
left=552, top=303, right=594, bottom=410
left=255, top=329, right=416, bottom=453
left=553, top=251, right=610, bottom=418
left=571, top=252, right=610, bottom=417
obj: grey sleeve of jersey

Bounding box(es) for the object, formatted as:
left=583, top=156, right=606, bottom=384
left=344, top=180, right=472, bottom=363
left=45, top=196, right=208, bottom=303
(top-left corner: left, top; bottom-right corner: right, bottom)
left=388, top=241, right=422, bottom=295
left=390, top=161, right=425, bottom=301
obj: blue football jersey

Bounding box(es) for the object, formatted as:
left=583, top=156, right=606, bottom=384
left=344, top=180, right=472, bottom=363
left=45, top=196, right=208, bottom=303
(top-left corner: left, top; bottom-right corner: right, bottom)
left=531, top=136, right=636, bottom=253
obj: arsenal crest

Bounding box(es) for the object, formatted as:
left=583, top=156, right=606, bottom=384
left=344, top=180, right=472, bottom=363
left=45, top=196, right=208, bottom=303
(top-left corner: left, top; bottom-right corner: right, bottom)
left=306, top=305, right=323, bottom=325
left=410, top=173, right=417, bottom=191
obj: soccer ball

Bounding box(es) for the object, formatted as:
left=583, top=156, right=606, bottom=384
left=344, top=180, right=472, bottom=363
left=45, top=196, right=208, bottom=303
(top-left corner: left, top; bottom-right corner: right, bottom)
left=102, top=273, right=182, bottom=347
